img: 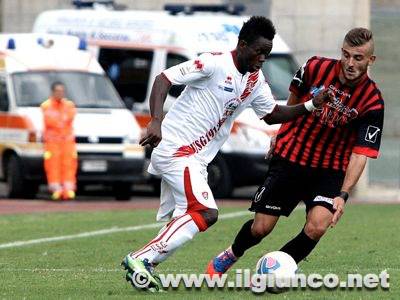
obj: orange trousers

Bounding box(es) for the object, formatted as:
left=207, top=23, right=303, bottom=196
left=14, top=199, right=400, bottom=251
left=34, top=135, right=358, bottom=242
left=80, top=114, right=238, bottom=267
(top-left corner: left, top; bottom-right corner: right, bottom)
left=44, top=141, right=77, bottom=192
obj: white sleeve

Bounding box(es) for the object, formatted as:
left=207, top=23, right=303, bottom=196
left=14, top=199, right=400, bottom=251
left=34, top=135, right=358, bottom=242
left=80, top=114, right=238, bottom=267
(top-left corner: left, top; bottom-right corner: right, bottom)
left=250, top=78, right=277, bottom=119
left=162, top=53, right=216, bottom=86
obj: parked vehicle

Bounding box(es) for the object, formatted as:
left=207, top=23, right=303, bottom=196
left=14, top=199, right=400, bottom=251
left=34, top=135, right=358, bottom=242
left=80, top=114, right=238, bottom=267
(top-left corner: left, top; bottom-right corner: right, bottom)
left=0, top=33, right=145, bottom=200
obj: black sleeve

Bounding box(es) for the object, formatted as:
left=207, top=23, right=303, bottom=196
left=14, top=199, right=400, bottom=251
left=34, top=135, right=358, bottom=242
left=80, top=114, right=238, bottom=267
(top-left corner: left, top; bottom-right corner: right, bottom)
left=289, top=56, right=316, bottom=97
left=353, top=108, right=384, bottom=158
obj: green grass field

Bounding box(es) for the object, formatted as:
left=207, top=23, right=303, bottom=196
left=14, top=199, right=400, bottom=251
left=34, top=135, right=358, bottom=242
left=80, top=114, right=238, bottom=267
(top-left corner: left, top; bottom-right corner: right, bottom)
left=0, top=204, right=399, bottom=299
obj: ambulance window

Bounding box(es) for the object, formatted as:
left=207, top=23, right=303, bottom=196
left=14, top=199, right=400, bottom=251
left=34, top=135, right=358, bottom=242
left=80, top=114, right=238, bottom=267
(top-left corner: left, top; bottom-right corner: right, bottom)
left=12, top=72, right=123, bottom=108
left=262, top=54, right=298, bottom=101
left=166, top=53, right=188, bottom=98
left=98, top=48, right=153, bottom=105
left=166, top=53, right=188, bottom=69
left=0, top=79, right=9, bottom=111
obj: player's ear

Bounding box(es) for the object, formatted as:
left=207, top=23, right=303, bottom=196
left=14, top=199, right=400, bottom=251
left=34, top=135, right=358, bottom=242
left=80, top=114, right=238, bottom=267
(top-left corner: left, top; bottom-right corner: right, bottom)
left=238, top=40, right=247, bottom=50
left=368, top=55, right=376, bottom=66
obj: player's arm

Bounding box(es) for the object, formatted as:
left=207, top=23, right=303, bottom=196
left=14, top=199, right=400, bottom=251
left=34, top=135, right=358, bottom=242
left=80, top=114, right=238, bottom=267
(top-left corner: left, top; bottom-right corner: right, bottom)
left=341, top=153, right=368, bottom=194
left=139, top=74, right=171, bottom=147
left=331, top=107, right=384, bottom=226
left=139, top=54, right=215, bottom=147
left=286, top=91, right=302, bottom=106
left=262, top=89, right=333, bottom=125
left=264, top=92, right=302, bottom=160
left=262, top=56, right=333, bottom=125
left=330, top=153, right=367, bottom=226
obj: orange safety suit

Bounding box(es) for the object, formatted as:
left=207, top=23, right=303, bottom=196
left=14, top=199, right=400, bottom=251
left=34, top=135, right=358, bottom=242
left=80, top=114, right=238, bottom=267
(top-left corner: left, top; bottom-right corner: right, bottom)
left=40, top=98, right=77, bottom=200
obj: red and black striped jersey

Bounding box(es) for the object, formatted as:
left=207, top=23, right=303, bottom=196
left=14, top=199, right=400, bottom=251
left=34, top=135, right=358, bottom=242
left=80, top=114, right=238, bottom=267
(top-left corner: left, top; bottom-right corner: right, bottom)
left=274, top=56, right=384, bottom=172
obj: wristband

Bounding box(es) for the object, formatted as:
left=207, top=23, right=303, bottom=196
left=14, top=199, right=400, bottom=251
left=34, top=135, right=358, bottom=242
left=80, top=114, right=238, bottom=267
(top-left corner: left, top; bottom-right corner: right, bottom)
left=338, top=191, right=349, bottom=202
left=304, top=99, right=317, bottom=112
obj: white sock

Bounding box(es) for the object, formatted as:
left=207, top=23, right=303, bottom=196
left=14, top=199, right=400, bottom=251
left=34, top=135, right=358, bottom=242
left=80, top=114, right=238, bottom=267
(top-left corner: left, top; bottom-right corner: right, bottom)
left=131, top=214, right=200, bottom=265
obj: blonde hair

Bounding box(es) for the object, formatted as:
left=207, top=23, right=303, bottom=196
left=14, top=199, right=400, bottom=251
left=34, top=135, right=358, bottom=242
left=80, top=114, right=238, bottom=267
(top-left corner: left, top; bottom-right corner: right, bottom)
left=344, top=28, right=373, bottom=47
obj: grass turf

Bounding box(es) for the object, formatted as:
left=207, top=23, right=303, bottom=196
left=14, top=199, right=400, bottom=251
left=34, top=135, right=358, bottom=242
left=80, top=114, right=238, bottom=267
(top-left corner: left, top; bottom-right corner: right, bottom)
left=0, top=204, right=398, bottom=299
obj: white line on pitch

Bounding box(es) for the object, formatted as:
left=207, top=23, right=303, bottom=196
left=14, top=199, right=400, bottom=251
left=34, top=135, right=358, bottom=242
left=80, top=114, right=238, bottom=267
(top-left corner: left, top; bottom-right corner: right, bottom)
left=0, top=211, right=251, bottom=250
left=0, top=268, right=196, bottom=273
left=1, top=267, right=398, bottom=273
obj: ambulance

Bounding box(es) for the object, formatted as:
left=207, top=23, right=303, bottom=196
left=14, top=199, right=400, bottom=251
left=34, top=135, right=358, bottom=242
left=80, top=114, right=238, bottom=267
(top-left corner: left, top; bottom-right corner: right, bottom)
left=33, top=3, right=299, bottom=197
left=0, top=33, right=144, bottom=199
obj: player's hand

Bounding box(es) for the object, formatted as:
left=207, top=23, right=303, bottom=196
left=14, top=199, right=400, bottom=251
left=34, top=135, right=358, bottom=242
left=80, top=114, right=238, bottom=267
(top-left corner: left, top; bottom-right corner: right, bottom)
left=312, top=89, right=335, bottom=108
left=266, top=135, right=277, bottom=161
left=139, top=119, right=162, bottom=147
left=330, top=197, right=345, bottom=227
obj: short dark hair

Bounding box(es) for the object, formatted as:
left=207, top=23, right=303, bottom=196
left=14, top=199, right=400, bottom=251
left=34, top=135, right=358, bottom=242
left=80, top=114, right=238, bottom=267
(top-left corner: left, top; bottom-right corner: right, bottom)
left=344, top=28, right=373, bottom=47
left=51, top=81, right=64, bottom=91
left=238, top=16, right=276, bottom=45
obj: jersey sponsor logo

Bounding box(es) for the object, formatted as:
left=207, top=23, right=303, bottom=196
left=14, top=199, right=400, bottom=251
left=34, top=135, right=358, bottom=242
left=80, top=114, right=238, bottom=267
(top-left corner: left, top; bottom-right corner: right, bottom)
left=217, top=84, right=234, bottom=93
left=223, top=86, right=234, bottom=92
left=329, top=84, right=351, bottom=98
left=218, top=75, right=234, bottom=92
left=202, top=192, right=209, bottom=200
left=265, top=205, right=281, bottom=210
left=365, top=125, right=380, bottom=143
left=313, top=87, right=358, bottom=128
left=313, top=195, right=333, bottom=205
left=173, top=72, right=259, bottom=157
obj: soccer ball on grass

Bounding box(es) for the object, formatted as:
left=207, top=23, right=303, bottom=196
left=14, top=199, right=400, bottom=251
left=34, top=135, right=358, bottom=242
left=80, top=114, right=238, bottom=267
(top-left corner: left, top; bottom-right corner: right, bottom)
left=255, top=251, right=298, bottom=293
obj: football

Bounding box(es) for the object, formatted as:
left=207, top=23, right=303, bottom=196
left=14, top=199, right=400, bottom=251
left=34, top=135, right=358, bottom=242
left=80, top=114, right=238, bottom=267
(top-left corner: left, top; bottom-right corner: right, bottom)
left=255, top=251, right=298, bottom=292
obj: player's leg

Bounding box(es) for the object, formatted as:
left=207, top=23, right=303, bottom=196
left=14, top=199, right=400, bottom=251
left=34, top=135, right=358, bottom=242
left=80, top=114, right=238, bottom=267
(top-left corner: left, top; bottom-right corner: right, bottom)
left=280, top=205, right=333, bottom=263
left=207, top=156, right=301, bottom=275
left=234, top=212, right=279, bottom=256
left=279, top=167, right=344, bottom=263
left=156, top=178, right=176, bottom=223
left=123, top=161, right=217, bottom=290
left=122, top=177, right=173, bottom=291
left=206, top=212, right=279, bottom=276
left=130, top=163, right=217, bottom=265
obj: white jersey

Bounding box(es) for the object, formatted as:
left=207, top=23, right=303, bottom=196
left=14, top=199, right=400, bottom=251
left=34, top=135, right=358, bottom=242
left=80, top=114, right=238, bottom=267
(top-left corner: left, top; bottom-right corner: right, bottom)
left=152, top=51, right=276, bottom=168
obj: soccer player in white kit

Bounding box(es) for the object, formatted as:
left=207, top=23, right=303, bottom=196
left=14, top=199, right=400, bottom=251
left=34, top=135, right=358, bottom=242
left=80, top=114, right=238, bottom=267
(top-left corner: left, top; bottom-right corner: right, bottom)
left=122, top=16, right=332, bottom=291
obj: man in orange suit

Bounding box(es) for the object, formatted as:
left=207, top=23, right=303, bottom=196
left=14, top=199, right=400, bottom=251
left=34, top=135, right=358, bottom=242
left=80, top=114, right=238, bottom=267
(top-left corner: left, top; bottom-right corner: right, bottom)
left=41, top=82, right=77, bottom=200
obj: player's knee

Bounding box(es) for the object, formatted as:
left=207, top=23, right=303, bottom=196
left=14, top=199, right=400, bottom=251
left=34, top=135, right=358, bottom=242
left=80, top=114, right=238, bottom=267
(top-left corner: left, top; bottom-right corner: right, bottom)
left=304, top=222, right=327, bottom=240
left=200, top=208, right=218, bottom=227
left=251, top=222, right=272, bottom=239
left=189, top=209, right=218, bottom=232
left=250, top=215, right=277, bottom=238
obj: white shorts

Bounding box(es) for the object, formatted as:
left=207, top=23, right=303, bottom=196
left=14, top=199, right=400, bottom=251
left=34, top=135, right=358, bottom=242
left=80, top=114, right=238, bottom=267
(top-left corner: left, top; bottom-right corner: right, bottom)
left=148, top=152, right=218, bottom=222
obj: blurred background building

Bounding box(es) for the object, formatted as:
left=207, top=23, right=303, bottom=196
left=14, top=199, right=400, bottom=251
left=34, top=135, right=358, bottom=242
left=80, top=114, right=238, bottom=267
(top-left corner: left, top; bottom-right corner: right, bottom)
left=0, top=0, right=399, bottom=195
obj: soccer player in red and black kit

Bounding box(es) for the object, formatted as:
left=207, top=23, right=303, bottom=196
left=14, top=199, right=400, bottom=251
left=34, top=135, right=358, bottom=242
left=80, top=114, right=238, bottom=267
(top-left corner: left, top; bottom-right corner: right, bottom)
left=206, top=27, right=384, bottom=275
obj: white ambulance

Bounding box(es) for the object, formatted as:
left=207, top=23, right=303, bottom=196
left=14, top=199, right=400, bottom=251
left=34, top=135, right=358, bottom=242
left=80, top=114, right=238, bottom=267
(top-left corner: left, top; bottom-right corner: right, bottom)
left=34, top=3, right=298, bottom=198
left=0, top=33, right=144, bottom=199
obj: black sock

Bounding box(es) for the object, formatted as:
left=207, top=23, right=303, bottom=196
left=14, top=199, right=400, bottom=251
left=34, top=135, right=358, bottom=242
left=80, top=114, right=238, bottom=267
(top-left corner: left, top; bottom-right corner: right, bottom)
left=279, top=229, right=318, bottom=263
left=231, top=219, right=263, bottom=257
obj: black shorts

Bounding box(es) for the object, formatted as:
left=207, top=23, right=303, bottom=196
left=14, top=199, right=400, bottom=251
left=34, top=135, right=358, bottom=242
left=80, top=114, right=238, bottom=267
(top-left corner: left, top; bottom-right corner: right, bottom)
left=250, top=156, right=345, bottom=217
